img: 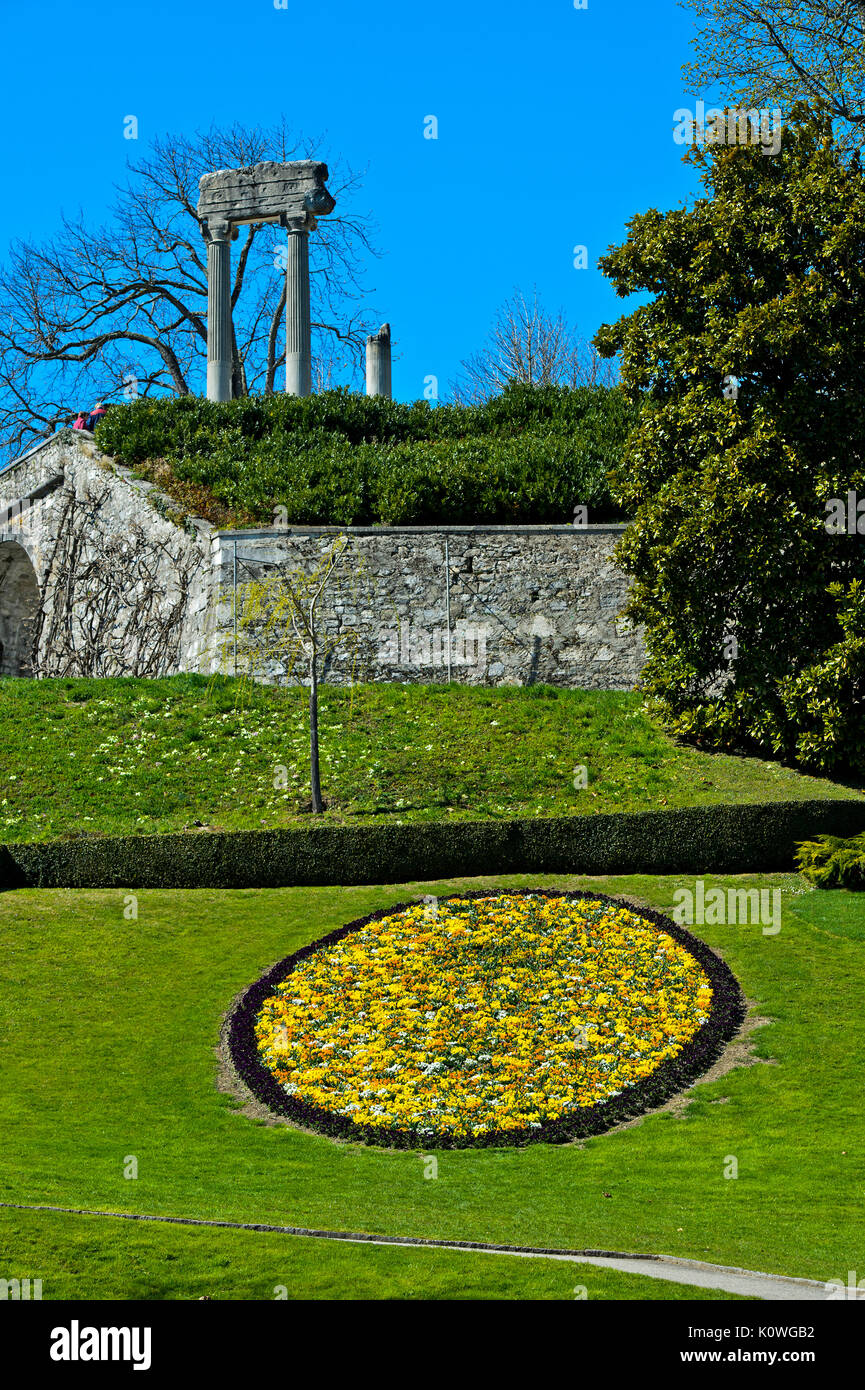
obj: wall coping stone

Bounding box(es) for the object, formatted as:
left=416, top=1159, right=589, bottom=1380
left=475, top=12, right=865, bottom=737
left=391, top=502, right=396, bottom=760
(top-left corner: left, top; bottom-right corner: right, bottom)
left=213, top=524, right=631, bottom=539
left=0, top=426, right=84, bottom=476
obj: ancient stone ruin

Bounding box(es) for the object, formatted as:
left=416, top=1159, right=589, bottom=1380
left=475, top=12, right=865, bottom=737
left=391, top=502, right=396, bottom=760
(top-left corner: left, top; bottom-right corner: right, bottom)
left=197, top=161, right=336, bottom=400
left=0, top=160, right=640, bottom=682
left=365, top=324, right=392, bottom=398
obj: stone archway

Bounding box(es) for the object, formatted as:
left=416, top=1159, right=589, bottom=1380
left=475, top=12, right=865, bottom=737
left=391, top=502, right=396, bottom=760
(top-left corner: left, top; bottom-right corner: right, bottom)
left=0, top=540, right=41, bottom=676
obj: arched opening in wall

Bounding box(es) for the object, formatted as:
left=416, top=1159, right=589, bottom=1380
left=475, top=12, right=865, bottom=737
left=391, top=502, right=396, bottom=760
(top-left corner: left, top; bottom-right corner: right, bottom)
left=0, top=540, right=41, bottom=676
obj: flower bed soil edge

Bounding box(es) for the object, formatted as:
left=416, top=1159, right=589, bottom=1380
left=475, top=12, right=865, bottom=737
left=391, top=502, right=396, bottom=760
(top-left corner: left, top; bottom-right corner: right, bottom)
left=225, top=889, right=747, bottom=1150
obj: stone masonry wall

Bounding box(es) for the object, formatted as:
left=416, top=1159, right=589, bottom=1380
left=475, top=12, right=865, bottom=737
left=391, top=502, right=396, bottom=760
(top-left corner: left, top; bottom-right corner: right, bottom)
left=207, top=526, right=645, bottom=689
left=0, top=433, right=646, bottom=689
left=0, top=431, right=212, bottom=677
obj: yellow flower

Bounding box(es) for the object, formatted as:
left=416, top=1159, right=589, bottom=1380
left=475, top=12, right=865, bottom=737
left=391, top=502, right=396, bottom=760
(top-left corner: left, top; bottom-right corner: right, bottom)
left=255, top=893, right=712, bottom=1140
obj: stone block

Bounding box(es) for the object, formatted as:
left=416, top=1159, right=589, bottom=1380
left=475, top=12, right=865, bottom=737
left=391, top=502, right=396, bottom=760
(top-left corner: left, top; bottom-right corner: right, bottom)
left=197, top=161, right=335, bottom=227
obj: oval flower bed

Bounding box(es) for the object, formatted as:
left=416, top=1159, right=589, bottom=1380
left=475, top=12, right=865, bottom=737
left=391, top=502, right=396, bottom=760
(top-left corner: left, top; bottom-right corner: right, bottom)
left=227, top=890, right=745, bottom=1148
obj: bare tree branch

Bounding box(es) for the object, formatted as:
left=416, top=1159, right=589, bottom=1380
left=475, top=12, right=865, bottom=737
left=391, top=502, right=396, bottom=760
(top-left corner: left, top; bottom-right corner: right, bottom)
left=0, top=118, right=381, bottom=461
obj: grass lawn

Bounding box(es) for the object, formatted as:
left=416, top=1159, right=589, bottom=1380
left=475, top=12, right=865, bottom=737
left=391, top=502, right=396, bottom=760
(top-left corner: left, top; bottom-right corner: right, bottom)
left=0, top=676, right=858, bottom=843
left=0, top=870, right=860, bottom=1299
left=0, top=1208, right=744, bottom=1301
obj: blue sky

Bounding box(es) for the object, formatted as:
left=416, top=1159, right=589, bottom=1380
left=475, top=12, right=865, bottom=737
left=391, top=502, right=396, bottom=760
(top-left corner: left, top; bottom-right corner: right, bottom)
left=1, top=0, right=708, bottom=402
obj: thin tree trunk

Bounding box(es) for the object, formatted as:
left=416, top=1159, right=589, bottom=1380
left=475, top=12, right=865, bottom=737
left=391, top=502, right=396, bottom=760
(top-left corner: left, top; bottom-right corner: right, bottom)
left=309, top=648, right=323, bottom=813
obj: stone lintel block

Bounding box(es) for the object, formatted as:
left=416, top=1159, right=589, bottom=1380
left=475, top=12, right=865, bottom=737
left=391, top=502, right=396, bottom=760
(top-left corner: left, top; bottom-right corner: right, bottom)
left=197, top=161, right=335, bottom=228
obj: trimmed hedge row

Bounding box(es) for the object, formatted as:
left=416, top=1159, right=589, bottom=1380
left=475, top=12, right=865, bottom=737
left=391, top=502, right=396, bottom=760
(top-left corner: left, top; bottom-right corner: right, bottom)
left=93, top=384, right=636, bottom=527
left=3, top=799, right=865, bottom=889
left=226, top=888, right=747, bottom=1149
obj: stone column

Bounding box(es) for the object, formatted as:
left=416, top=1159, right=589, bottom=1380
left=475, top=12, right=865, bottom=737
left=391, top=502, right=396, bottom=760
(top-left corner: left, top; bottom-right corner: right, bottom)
left=205, top=219, right=233, bottom=403
left=366, top=323, right=392, bottom=398
left=284, top=217, right=313, bottom=397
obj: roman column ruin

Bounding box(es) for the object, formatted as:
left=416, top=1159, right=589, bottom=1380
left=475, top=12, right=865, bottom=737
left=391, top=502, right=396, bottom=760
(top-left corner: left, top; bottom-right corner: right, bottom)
left=197, top=162, right=335, bottom=402
left=365, top=323, right=392, bottom=398
left=284, top=217, right=313, bottom=397
left=205, top=219, right=234, bottom=403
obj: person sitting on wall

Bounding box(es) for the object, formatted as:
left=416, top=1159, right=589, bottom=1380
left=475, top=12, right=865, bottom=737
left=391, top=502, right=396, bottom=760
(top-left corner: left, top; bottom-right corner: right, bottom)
left=85, top=401, right=110, bottom=431
left=71, top=410, right=88, bottom=430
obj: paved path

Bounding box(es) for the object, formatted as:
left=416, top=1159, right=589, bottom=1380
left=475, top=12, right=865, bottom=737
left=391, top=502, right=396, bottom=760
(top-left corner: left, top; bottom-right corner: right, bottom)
left=550, top=1253, right=851, bottom=1301
left=2, top=1200, right=858, bottom=1301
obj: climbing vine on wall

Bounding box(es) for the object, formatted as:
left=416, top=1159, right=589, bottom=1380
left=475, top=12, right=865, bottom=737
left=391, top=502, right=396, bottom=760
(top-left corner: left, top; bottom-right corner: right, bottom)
left=34, top=485, right=206, bottom=677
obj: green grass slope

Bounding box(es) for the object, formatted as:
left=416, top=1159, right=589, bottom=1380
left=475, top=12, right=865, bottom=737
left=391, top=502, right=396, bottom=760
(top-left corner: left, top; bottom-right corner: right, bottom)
left=0, top=677, right=858, bottom=844
left=0, top=872, right=860, bottom=1293
left=0, top=1208, right=745, bottom=1301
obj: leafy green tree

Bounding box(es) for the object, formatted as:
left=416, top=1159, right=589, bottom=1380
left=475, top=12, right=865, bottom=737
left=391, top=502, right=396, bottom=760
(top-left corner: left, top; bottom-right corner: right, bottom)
left=593, top=102, right=865, bottom=774
left=680, top=1, right=865, bottom=155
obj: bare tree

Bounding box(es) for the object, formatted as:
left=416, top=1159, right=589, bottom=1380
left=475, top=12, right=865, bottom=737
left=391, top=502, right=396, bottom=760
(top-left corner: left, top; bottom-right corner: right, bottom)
left=680, top=1, right=865, bottom=152
left=450, top=288, right=619, bottom=404
left=228, top=537, right=366, bottom=814
left=312, top=331, right=363, bottom=394
left=0, top=120, right=378, bottom=460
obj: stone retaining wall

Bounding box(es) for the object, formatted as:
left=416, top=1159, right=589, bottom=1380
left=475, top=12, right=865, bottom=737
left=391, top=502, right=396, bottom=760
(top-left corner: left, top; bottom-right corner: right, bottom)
left=0, top=433, right=646, bottom=689
left=209, top=525, right=645, bottom=689
left=0, top=433, right=211, bottom=677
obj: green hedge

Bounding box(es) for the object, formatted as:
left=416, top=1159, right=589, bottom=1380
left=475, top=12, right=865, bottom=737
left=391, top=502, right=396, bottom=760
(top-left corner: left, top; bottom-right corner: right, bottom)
left=3, top=800, right=865, bottom=890
left=93, top=383, right=636, bottom=527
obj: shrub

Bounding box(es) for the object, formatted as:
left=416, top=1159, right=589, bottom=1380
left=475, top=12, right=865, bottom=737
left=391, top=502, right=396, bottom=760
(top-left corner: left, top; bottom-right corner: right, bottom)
left=4, top=799, right=865, bottom=889
left=93, top=383, right=636, bottom=527
left=795, top=832, right=865, bottom=889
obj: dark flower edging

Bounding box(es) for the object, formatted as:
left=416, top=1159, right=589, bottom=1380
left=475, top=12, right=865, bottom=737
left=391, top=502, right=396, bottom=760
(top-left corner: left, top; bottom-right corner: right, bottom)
left=225, top=889, right=747, bottom=1150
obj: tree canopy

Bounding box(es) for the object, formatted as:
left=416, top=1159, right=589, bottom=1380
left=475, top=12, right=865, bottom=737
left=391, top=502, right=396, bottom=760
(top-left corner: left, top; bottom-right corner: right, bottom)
left=594, top=102, right=865, bottom=775
left=680, top=1, right=865, bottom=154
